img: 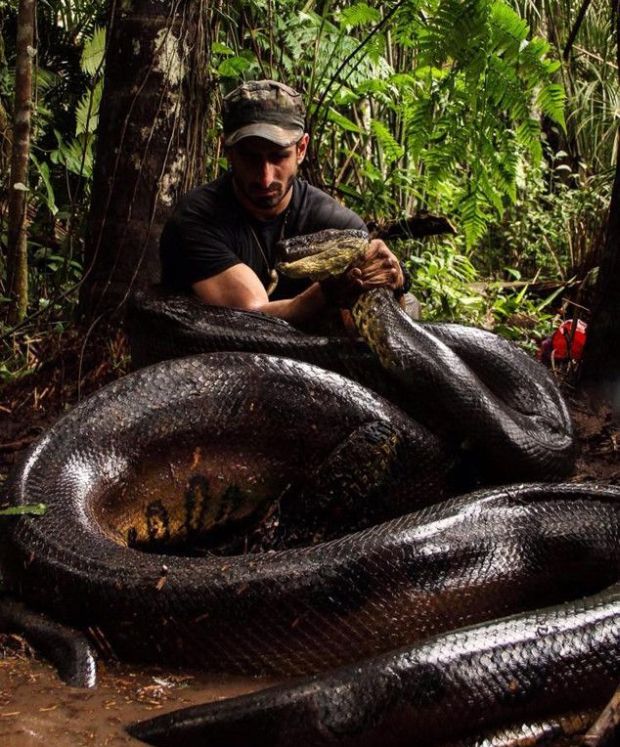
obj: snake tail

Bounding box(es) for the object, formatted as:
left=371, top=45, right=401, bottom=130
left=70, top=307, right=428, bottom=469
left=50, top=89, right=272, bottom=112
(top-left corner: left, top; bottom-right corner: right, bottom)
left=0, top=596, right=97, bottom=687
left=128, top=584, right=619, bottom=746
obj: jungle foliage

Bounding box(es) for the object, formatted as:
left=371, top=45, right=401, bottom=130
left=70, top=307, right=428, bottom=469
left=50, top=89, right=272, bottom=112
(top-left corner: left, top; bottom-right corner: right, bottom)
left=0, top=0, right=618, bottom=377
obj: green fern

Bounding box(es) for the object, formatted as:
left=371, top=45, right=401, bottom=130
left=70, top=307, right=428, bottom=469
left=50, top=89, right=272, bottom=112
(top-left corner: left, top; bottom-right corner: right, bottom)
left=404, top=95, right=435, bottom=159
left=75, top=80, right=102, bottom=136
left=516, top=117, right=543, bottom=161
left=337, top=3, right=381, bottom=30
left=371, top=119, right=404, bottom=163
left=50, top=130, right=94, bottom=178
left=479, top=168, right=505, bottom=215
left=459, top=188, right=490, bottom=247
left=490, top=1, right=529, bottom=59
left=80, top=26, right=106, bottom=77
left=427, top=0, right=492, bottom=69
left=536, top=83, right=566, bottom=132
left=493, top=139, right=520, bottom=203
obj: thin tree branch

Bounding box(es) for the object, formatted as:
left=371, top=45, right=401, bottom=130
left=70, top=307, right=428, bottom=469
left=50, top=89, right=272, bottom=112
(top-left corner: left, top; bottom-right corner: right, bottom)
left=563, top=0, right=593, bottom=60
left=583, top=685, right=620, bottom=746
left=573, top=44, right=618, bottom=70
left=308, top=0, right=408, bottom=146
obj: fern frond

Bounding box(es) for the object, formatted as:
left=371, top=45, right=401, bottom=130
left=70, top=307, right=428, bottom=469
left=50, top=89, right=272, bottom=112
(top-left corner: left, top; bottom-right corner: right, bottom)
left=536, top=83, right=566, bottom=131
left=493, top=139, right=520, bottom=203
left=426, top=0, right=492, bottom=69
left=75, top=80, right=102, bottom=136
left=519, top=36, right=554, bottom=79
left=490, top=1, right=529, bottom=60
left=459, top=188, right=490, bottom=248
left=81, top=26, right=106, bottom=77
left=404, top=95, right=435, bottom=160
left=516, top=117, right=543, bottom=162
left=371, top=119, right=404, bottom=163
left=35, top=68, right=61, bottom=92
left=479, top=168, right=505, bottom=215
left=487, top=55, right=520, bottom=109
left=364, top=33, right=388, bottom=66
left=338, top=3, right=381, bottom=30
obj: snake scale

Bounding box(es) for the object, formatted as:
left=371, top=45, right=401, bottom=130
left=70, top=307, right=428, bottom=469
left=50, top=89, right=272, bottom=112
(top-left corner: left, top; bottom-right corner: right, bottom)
left=1, top=230, right=618, bottom=746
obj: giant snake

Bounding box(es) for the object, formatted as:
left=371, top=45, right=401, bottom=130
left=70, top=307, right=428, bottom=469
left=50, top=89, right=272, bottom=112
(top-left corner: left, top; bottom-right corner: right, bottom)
left=0, top=230, right=618, bottom=745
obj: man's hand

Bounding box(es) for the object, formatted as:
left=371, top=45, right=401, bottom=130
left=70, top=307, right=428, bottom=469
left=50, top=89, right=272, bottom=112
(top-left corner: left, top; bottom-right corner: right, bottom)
left=320, top=239, right=405, bottom=308
left=192, top=238, right=405, bottom=319
left=349, top=239, right=404, bottom=292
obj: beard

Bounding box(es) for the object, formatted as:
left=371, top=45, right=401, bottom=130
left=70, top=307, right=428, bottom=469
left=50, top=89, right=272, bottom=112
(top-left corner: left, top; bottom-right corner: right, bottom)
left=237, top=173, right=296, bottom=211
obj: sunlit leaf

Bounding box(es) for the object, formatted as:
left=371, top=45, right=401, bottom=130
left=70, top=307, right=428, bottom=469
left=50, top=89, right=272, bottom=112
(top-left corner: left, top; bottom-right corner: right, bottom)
left=81, top=26, right=106, bottom=77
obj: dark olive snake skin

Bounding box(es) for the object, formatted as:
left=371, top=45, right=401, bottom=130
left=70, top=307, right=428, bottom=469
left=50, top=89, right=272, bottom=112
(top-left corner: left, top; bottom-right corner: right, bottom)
left=128, top=285, right=574, bottom=483
left=0, top=229, right=617, bottom=745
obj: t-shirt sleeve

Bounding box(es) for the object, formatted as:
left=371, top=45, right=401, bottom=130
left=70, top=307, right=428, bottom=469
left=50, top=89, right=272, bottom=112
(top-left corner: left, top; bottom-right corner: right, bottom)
left=297, top=185, right=368, bottom=235
left=160, top=192, right=241, bottom=290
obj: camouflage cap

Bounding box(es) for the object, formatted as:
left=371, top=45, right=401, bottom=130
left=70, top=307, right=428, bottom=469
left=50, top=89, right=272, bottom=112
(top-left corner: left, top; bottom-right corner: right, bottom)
left=222, top=80, right=306, bottom=147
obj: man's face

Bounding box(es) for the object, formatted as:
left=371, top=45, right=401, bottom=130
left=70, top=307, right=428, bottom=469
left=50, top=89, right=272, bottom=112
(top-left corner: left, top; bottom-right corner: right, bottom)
left=226, top=135, right=309, bottom=214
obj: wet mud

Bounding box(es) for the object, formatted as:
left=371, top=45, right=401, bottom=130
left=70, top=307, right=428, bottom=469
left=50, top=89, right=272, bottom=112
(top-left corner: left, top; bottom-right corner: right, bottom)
left=0, top=640, right=273, bottom=746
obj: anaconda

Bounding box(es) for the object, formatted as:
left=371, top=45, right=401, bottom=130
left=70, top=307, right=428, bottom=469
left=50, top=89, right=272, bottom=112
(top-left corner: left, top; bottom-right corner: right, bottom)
left=0, top=229, right=617, bottom=745
left=128, top=231, right=574, bottom=483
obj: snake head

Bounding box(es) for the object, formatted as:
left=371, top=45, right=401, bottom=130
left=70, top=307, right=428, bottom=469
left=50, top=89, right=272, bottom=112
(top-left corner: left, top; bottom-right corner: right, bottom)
left=276, top=229, right=369, bottom=281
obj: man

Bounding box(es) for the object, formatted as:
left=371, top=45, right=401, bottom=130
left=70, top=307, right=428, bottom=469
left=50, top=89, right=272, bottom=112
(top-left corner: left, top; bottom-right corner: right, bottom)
left=160, top=80, right=407, bottom=325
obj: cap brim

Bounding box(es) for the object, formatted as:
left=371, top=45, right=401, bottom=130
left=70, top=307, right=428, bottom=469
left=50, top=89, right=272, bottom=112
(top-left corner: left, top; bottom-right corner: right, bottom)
left=224, top=123, right=304, bottom=147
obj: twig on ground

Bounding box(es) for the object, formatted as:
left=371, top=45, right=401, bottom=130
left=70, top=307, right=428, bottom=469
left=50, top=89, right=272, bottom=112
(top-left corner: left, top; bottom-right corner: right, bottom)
left=583, top=686, right=620, bottom=746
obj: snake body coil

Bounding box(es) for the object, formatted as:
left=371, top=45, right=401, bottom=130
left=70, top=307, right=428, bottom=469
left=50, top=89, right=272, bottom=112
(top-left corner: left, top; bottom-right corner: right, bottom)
left=1, top=230, right=616, bottom=745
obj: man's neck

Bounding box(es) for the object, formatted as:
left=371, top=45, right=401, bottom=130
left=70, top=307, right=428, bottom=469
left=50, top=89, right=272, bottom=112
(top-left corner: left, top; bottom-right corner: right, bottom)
left=232, top=179, right=294, bottom=222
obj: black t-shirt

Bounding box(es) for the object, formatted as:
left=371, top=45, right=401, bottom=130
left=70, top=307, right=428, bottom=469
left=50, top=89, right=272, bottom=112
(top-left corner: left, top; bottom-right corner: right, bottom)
left=159, top=173, right=367, bottom=301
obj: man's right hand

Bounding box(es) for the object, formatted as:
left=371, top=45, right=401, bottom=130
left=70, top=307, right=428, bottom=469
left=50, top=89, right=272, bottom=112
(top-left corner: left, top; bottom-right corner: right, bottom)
left=350, top=239, right=404, bottom=291
left=320, top=239, right=404, bottom=308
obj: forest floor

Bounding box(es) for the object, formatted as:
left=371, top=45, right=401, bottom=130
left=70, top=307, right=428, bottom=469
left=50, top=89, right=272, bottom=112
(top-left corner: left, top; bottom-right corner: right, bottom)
left=0, top=332, right=618, bottom=745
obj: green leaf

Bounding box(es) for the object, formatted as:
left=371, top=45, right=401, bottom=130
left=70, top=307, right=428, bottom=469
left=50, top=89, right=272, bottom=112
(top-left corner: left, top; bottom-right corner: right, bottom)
left=459, top=188, right=489, bottom=248
left=0, top=504, right=47, bottom=517
left=31, top=154, right=57, bottom=216
left=491, top=1, right=529, bottom=57
left=217, top=54, right=253, bottom=78
left=537, top=283, right=569, bottom=312
left=76, top=79, right=102, bottom=136
left=516, top=118, right=543, bottom=162
left=50, top=130, right=94, bottom=178
left=371, top=119, right=404, bottom=163
left=480, top=170, right=504, bottom=215
left=81, top=26, right=106, bottom=77
left=537, top=83, right=566, bottom=131
left=338, top=3, right=381, bottom=29
left=326, top=108, right=363, bottom=133
left=212, top=42, right=234, bottom=56
left=34, top=67, right=61, bottom=91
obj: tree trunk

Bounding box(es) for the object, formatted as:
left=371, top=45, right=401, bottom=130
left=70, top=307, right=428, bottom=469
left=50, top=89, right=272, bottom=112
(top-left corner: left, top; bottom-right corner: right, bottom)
left=578, top=1, right=620, bottom=407
left=5, top=0, right=35, bottom=325
left=0, top=16, right=13, bottom=180
left=79, top=0, right=214, bottom=320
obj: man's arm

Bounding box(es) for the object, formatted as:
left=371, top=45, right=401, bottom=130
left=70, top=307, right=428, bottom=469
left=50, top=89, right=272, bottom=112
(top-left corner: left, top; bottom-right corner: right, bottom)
left=191, top=239, right=404, bottom=325
left=192, top=263, right=329, bottom=325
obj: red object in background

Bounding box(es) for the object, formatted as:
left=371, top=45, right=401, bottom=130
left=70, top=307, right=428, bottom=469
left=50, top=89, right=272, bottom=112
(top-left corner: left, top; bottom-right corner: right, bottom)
left=551, top=319, right=587, bottom=361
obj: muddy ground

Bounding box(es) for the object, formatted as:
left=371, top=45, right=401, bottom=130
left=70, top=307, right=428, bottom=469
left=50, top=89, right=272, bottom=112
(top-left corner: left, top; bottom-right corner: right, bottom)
left=0, top=651, right=273, bottom=746
left=0, top=334, right=618, bottom=746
